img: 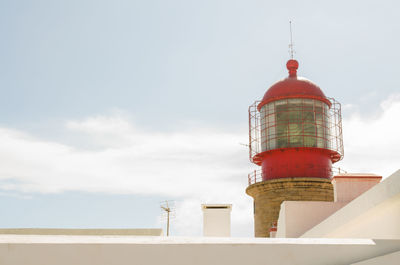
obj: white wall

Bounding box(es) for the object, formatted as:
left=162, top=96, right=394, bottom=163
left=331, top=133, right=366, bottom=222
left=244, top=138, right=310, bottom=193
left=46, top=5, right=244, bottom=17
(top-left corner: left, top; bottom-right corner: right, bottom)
left=351, top=251, right=400, bottom=265
left=302, top=170, right=400, bottom=239
left=276, top=201, right=346, bottom=238
left=276, top=174, right=382, bottom=238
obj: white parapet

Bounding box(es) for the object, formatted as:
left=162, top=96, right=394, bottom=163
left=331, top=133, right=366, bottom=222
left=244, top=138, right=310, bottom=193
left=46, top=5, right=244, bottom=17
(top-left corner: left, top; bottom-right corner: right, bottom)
left=201, top=204, right=232, bottom=237
left=301, top=169, right=400, bottom=239
left=0, top=236, right=399, bottom=265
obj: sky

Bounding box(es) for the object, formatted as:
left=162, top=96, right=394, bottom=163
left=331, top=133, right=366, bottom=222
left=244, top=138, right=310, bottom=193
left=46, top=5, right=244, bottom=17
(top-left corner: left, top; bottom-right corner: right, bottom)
left=0, top=0, right=399, bottom=237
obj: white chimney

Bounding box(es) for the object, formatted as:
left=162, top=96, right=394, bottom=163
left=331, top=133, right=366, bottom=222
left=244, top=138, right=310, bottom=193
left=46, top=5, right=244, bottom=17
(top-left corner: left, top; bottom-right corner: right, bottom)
left=201, top=204, right=232, bottom=237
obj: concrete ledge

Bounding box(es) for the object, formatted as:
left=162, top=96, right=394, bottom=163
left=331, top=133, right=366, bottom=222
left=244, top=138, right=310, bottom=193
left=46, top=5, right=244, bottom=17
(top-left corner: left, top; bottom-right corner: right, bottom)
left=0, top=236, right=399, bottom=265
left=0, top=228, right=163, bottom=236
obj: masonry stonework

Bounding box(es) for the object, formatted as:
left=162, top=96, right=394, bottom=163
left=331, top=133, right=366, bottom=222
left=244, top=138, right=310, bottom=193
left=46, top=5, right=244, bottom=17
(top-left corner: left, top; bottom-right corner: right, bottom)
left=246, top=178, right=334, bottom=237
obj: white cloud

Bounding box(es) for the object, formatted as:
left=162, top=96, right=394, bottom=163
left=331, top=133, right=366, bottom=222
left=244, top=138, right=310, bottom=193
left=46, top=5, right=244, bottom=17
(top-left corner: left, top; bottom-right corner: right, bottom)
left=0, top=116, right=251, bottom=196
left=338, top=94, right=400, bottom=178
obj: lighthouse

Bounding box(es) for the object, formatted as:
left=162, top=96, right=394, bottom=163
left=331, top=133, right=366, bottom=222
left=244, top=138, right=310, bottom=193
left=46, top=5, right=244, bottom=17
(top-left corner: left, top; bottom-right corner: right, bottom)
left=246, top=59, right=344, bottom=237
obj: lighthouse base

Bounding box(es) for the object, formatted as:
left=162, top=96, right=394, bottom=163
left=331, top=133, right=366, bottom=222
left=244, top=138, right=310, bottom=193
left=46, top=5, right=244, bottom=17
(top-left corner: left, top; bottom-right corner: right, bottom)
left=246, top=178, right=333, bottom=237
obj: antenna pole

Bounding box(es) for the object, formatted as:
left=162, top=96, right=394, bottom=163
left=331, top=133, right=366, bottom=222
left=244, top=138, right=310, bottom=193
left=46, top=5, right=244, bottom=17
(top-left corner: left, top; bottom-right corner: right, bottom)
left=166, top=201, right=170, bottom=236
left=167, top=210, right=170, bottom=236
left=289, top=21, right=294, bottom=59
left=160, top=200, right=173, bottom=236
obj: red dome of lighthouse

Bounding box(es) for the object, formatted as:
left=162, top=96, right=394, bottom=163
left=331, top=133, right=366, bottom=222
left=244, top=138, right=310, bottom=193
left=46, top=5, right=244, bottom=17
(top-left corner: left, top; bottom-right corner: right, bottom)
left=247, top=59, right=344, bottom=180
left=257, top=60, right=331, bottom=110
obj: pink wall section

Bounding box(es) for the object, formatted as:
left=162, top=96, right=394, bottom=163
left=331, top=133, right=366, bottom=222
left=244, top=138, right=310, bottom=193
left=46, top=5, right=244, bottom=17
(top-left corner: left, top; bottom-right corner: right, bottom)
left=332, top=174, right=382, bottom=203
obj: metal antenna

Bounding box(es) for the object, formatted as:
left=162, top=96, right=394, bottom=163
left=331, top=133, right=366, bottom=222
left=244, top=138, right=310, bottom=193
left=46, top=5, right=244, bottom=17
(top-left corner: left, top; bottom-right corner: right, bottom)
left=289, top=21, right=295, bottom=59
left=160, top=200, right=175, bottom=236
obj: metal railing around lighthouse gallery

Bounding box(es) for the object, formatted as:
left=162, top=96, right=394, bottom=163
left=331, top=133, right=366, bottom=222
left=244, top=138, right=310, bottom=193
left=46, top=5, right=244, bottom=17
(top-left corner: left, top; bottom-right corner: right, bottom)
left=247, top=167, right=348, bottom=186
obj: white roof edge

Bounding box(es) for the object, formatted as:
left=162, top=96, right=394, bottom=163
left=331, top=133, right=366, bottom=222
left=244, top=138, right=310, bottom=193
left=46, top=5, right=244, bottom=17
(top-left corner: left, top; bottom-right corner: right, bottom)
left=0, top=235, right=379, bottom=245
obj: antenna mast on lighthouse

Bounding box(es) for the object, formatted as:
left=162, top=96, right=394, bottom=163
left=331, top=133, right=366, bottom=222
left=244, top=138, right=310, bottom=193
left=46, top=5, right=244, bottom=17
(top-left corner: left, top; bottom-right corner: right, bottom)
left=289, top=21, right=295, bottom=59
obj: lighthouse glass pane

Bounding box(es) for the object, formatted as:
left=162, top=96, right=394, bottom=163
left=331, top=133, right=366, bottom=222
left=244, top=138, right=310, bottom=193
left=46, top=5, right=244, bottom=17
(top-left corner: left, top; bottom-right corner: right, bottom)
left=260, top=107, right=267, bottom=151
left=315, top=105, right=324, bottom=148
left=260, top=98, right=330, bottom=152
left=268, top=126, right=276, bottom=149
left=323, top=104, right=330, bottom=149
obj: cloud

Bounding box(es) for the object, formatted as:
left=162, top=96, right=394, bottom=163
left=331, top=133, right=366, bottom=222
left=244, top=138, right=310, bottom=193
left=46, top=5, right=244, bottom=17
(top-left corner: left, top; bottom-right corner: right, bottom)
left=0, top=116, right=250, bottom=197
left=338, top=94, right=400, bottom=178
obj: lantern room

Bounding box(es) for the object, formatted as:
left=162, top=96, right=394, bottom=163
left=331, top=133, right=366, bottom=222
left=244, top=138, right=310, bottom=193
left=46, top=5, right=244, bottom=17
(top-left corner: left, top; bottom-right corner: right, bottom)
left=249, top=60, right=343, bottom=181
